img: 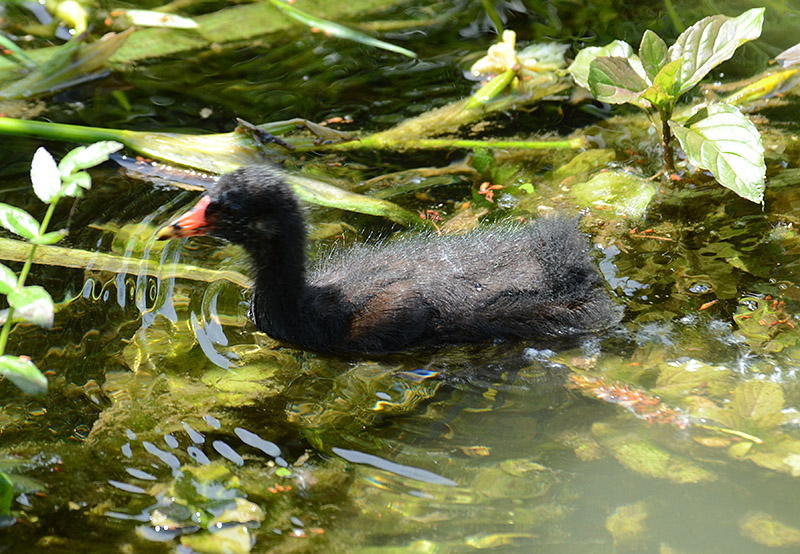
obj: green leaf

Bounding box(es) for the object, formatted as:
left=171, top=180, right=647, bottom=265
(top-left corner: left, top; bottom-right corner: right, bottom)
left=652, top=359, right=733, bottom=400
left=588, top=56, right=649, bottom=104
left=604, top=436, right=717, bottom=483
left=639, top=30, right=668, bottom=81
left=740, top=512, right=800, bottom=547
left=0, top=203, right=40, bottom=240
left=58, top=141, right=123, bottom=177
left=669, top=8, right=765, bottom=95
left=731, top=380, right=785, bottom=431
left=265, top=0, right=417, bottom=59
left=465, top=68, right=517, bottom=109
left=570, top=171, right=656, bottom=219
left=0, top=263, right=18, bottom=295
left=0, top=355, right=47, bottom=395
left=30, top=230, right=67, bottom=245
left=62, top=171, right=91, bottom=198
left=669, top=103, right=765, bottom=203
left=30, top=147, right=61, bottom=203
left=568, top=40, right=643, bottom=90
left=641, top=57, right=683, bottom=109
left=8, top=286, right=54, bottom=328
left=0, top=472, right=12, bottom=515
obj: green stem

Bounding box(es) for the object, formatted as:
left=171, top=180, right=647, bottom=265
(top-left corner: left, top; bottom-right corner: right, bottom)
left=662, top=117, right=674, bottom=173
left=0, top=117, right=128, bottom=144
left=328, top=136, right=587, bottom=151
left=657, top=106, right=675, bottom=173
left=0, top=201, right=58, bottom=357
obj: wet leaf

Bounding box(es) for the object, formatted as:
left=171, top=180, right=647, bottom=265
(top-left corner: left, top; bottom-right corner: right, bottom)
left=30, top=147, right=60, bottom=203
left=58, top=141, right=123, bottom=177
left=669, top=8, right=765, bottom=94
left=0, top=355, right=47, bottom=395
left=639, top=30, right=668, bottom=81
left=568, top=40, right=642, bottom=90
left=181, top=524, right=254, bottom=554
left=7, top=286, right=54, bottom=328
left=740, top=512, right=800, bottom=547
left=652, top=359, right=732, bottom=400
left=670, top=104, right=765, bottom=203
left=588, top=56, right=648, bottom=104
left=598, top=431, right=717, bottom=483
left=743, top=438, right=800, bottom=475
left=606, top=501, right=648, bottom=545
left=0, top=30, right=132, bottom=100
left=570, top=171, right=656, bottom=218
left=62, top=172, right=90, bottom=198
left=30, top=229, right=67, bottom=245
left=551, top=149, right=617, bottom=183
left=731, top=380, right=785, bottom=431
left=209, top=498, right=265, bottom=526
left=0, top=203, right=39, bottom=240
left=0, top=263, right=18, bottom=295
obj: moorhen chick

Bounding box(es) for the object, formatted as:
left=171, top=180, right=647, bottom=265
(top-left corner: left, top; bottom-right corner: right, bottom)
left=157, top=166, right=621, bottom=354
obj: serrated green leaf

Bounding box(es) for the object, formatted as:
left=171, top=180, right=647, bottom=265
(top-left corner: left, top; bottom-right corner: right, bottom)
left=8, top=286, right=54, bottom=328
left=588, top=57, right=648, bottom=104
left=639, top=30, right=668, bottom=81
left=0, top=355, right=47, bottom=395
left=0, top=263, right=17, bottom=295
left=0, top=203, right=40, bottom=240
left=669, top=104, right=765, bottom=203
left=30, top=230, right=67, bottom=245
left=669, top=8, right=765, bottom=95
left=30, top=147, right=61, bottom=203
left=568, top=40, right=643, bottom=90
left=58, top=141, right=123, bottom=178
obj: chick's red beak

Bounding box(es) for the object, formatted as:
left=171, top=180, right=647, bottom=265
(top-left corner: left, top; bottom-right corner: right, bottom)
left=156, top=195, right=213, bottom=240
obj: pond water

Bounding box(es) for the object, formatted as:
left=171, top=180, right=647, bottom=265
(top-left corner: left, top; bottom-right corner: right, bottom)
left=2, top=0, right=800, bottom=552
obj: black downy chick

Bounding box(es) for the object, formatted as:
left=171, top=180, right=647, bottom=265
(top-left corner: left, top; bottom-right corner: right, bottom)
left=157, top=166, right=621, bottom=354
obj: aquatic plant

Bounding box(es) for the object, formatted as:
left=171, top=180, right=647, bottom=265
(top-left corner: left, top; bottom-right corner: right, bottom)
left=568, top=8, right=766, bottom=203
left=0, top=141, right=121, bottom=395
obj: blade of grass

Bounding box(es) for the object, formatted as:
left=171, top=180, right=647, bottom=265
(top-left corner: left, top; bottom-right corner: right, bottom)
left=265, top=0, right=417, bottom=58
left=0, top=32, right=38, bottom=69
